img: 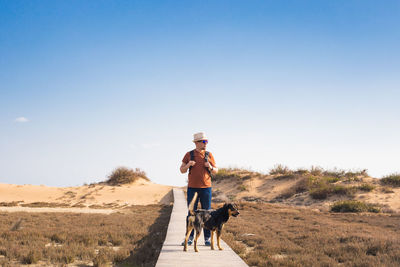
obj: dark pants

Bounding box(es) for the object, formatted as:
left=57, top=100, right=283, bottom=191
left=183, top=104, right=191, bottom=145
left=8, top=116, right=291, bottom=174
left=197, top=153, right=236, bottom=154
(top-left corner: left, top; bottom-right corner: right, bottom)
left=187, top=187, right=212, bottom=240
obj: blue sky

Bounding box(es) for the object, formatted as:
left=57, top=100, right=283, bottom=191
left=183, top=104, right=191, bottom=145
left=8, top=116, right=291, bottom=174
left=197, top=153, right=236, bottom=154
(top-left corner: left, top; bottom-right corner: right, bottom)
left=1, top=0, right=399, bottom=187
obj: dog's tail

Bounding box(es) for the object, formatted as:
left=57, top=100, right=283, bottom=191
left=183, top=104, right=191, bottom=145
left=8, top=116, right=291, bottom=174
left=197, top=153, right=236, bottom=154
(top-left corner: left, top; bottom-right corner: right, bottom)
left=188, top=192, right=198, bottom=216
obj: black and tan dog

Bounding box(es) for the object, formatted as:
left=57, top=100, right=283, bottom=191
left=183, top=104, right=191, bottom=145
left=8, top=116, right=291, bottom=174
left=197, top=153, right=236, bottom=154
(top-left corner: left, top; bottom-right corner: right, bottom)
left=183, top=192, right=240, bottom=252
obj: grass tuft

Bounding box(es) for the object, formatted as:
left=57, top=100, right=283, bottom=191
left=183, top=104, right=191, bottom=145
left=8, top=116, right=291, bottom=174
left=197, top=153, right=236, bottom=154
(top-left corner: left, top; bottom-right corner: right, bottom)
left=331, top=200, right=381, bottom=213
left=308, top=177, right=356, bottom=200
left=50, top=233, right=67, bottom=243
left=309, top=185, right=331, bottom=199
left=269, top=164, right=292, bottom=175
left=278, top=176, right=310, bottom=199
left=358, top=183, right=375, bottom=192
left=213, top=168, right=241, bottom=181
left=310, top=166, right=323, bottom=176
left=10, top=219, right=23, bottom=231
left=213, top=168, right=262, bottom=182
left=381, top=186, right=394, bottom=194
left=93, top=248, right=113, bottom=267
left=22, top=250, right=42, bottom=264
left=380, top=173, right=400, bottom=187
left=106, top=167, right=149, bottom=185
left=294, top=168, right=309, bottom=175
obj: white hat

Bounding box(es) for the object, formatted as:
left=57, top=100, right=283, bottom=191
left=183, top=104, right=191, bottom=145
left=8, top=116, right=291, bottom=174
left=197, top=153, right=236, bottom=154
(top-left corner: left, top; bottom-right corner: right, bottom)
left=193, top=132, right=208, bottom=142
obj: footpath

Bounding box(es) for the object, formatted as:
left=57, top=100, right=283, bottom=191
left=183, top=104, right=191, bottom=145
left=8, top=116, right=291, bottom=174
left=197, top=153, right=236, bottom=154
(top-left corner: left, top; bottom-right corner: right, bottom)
left=156, top=188, right=248, bottom=267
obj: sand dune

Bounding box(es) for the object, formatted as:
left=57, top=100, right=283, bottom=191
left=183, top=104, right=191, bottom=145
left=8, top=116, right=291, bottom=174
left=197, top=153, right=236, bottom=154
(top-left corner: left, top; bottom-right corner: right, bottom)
left=213, top=172, right=400, bottom=213
left=0, top=178, right=173, bottom=213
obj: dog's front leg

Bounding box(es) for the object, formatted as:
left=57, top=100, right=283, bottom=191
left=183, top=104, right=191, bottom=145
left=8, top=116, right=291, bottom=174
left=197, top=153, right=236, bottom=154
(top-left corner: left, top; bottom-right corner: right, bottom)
left=210, top=230, right=215, bottom=250
left=217, top=228, right=224, bottom=250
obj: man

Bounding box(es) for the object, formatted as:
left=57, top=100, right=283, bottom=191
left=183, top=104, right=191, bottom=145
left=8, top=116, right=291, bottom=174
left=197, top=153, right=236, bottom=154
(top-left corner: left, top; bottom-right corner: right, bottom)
left=180, top=132, right=218, bottom=246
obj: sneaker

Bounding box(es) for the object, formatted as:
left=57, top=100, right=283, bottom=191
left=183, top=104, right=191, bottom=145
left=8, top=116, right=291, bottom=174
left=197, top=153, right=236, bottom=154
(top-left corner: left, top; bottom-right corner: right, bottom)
left=181, top=237, right=193, bottom=246
left=204, top=238, right=211, bottom=246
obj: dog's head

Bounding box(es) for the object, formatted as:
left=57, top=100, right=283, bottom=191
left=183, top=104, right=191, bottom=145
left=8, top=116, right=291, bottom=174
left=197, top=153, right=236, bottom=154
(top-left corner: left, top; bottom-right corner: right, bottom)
left=224, top=203, right=240, bottom=217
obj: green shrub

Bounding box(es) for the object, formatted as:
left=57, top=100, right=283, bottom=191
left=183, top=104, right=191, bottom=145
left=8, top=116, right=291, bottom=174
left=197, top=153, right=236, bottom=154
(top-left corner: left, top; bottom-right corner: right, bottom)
left=380, top=174, right=400, bottom=187
left=332, top=185, right=349, bottom=195
left=269, top=164, right=292, bottom=175
left=309, top=177, right=355, bottom=199
left=324, top=176, right=341, bottom=183
left=323, top=169, right=346, bottom=178
left=294, top=168, right=309, bottom=175
left=309, top=166, right=322, bottom=176
left=278, top=176, right=312, bottom=199
left=274, top=174, right=298, bottom=180
left=213, top=168, right=241, bottom=182
left=331, top=200, right=380, bottom=213
left=345, top=169, right=369, bottom=178
left=295, top=176, right=311, bottom=192
left=332, top=185, right=356, bottom=196
left=309, top=178, right=331, bottom=199
left=106, top=167, right=149, bottom=185
left=237, top=185, right=247, bottom=191
left=310, top=186, right=331, bottom=199
left=358, top=183, right=375, bottom=192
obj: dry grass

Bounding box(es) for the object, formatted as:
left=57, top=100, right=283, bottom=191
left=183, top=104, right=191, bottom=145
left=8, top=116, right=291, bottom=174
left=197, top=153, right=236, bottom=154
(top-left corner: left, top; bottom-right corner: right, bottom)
left=0, top=201, right=129, bottom=209
left=0, top=201, right=22, bottom=207
left=273, top=166, right=372, bottom=200
left=277, top=177, right=309, bottom=199
left=214, top=168, right=263, bottom=182
left=106, top=166, right=149, bottom=185
left=0, top=204, right=171, bottom=266
left=357, top=183, right=376, bottom=192
left=381, top=173, right=400, bottom=187
left=20, top=202, right=71, bottom=208
left=222, top=202, right=400, bottom=266
left=269, top=165, right=368, bottom=179
left=381, top=186, right=395, bottom=194
left=277, top=175, right=360, bottom=200
left=269, top=164, right=292, bottom=175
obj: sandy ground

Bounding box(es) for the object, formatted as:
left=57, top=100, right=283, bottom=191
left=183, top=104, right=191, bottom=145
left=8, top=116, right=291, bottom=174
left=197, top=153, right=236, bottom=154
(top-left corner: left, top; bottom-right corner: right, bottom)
left=0, top=178, right=174, bottom=214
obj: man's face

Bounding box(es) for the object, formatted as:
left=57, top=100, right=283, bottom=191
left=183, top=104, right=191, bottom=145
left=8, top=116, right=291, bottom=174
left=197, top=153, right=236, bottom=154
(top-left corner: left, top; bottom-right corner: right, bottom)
left=195, top=140, right=208, bottom=151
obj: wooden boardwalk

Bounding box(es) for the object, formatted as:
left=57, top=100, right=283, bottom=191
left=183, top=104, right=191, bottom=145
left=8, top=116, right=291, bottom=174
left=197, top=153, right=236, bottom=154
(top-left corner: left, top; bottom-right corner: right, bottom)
left=155, top=188, right=248, bottom=267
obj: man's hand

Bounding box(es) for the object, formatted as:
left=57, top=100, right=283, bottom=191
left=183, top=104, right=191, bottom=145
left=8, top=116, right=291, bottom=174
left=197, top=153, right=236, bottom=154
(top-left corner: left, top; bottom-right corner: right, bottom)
left=205, top=162, right=218, bottom=174
left=180, top=161, right=196, bottom=174
left=188, top=161, right=196, bottom=167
